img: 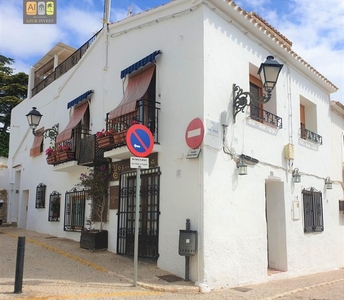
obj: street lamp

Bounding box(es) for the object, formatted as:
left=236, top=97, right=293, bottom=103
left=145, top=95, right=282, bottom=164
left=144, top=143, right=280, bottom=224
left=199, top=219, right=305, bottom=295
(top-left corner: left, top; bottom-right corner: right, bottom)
left=233, top=56, right=283, bottom=122
left=237, top=159, right=248, bottom=175
left=26, top=107, right=59, bottom=141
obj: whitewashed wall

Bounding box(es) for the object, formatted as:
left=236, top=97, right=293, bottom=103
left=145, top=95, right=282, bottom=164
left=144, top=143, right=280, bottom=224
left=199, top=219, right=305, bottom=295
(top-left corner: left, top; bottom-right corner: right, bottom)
left=7, top=0, right=342, bottom=291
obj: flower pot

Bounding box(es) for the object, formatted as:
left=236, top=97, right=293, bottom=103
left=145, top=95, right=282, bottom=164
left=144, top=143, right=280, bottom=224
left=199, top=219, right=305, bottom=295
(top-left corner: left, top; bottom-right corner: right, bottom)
left=46, top=155, right=56, bottom=165
left=113, top=130, right=127, bottom=144
left=80, top=230, right=108, bottom=251
left=97, top=135, right=114, bottom=149
left=56, top=151, right=75, bottom=162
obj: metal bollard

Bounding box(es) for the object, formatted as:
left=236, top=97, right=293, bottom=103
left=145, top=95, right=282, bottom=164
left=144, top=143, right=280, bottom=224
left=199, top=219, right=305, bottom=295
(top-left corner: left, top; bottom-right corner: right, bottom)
left=185, top=219, right=190, bottom=281
left=14, top=236, right=25, bottom=294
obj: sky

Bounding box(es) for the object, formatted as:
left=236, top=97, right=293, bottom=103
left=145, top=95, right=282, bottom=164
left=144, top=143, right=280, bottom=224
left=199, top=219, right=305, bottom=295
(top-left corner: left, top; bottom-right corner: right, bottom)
left=0, top=0, right=343, bottom=103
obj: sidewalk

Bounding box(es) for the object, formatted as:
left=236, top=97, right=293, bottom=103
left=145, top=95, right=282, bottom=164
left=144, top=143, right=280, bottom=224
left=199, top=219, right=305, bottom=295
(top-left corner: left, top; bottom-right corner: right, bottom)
left=0, top=226, right=199, bottom=294
left=1, top=226, right=344, bottom=299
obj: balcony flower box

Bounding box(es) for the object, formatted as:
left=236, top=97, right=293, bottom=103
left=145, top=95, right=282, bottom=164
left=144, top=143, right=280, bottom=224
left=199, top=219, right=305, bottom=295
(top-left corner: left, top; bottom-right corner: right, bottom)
left=113, top=130, right=128, bottom=144
left=56, top=151, right=75, bottom=162
left=46, top=155, right=56, bottom=165
left=97, top=135, right=114, bottom=149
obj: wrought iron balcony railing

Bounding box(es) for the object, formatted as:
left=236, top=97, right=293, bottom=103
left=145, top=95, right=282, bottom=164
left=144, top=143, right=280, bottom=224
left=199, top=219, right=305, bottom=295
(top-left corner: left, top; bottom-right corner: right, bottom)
left=300, top=125, right=322, bottom=145
left=250, top=105, right=282, bottom=129
left=99, top=98, right=160, bottom=151
left=50, top=128, right=106, bottom=166
left=31, top=29, right=102, bottom=97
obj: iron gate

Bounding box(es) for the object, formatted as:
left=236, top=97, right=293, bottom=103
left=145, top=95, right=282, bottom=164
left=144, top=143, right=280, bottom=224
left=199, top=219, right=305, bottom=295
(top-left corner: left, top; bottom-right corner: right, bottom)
left=117, top=167, right=160, bottom=259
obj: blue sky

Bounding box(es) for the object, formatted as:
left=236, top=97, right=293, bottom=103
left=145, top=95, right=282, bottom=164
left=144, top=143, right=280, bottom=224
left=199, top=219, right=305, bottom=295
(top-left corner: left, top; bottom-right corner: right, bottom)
left=0, top=0, right=343, bottom=102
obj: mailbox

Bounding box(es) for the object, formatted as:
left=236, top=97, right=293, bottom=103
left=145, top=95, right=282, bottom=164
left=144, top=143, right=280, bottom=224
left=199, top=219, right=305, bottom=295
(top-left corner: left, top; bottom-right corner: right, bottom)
left=0, top=200, right=3, bottom=208
left=179, top=230, right=197, bottom=256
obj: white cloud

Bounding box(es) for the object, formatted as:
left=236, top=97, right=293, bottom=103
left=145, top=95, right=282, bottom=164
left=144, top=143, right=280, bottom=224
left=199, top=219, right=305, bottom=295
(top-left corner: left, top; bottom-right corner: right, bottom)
left=238, top=0, right=344, bottom=102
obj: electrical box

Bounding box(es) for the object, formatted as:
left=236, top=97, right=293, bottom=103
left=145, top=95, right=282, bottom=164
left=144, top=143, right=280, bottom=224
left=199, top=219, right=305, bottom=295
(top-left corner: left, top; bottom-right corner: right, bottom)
left=284, top=143, right=294, bottom=160
left=292, top=200, right=300, bottom=220
left=179, top=230, right=197, bottom=256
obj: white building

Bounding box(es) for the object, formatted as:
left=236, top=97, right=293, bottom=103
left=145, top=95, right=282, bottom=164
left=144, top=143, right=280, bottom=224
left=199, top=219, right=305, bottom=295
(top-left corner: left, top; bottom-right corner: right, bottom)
left=8, top=0, right=343, bottom=290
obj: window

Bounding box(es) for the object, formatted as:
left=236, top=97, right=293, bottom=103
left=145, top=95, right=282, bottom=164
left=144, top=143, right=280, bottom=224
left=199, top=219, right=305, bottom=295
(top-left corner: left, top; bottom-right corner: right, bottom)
left=249, top=75, right=263, bottom=122
left=36, top=183, right=46, bottom=208
left=30, top=128, right=44, bottom=157
left=64, top=188, right=86, bottom=231
left=248, top=73, right=281, bottom=128
left=302, top=188, right=324, bottom=232
left=299, top=96, right=322, bottom=144
left=48, top=191, right=61, bottom=222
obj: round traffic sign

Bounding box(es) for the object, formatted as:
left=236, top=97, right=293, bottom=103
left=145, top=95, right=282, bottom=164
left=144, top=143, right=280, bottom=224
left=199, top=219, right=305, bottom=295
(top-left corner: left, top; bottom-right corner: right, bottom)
left=126, top=124, right=154, bottom=157
left=185, top=118, right=204, bottom=149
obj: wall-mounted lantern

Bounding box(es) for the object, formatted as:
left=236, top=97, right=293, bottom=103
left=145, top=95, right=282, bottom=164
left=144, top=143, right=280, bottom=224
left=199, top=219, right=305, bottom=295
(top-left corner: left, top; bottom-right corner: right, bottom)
left=233, top=56, right=283, bottom=122
left=237, top=159, right=247, bottom=176
left=325, top=177, right=332, bottom=190
left=26, top=107, right=59, bottom=141
left=292, top=168, right=301, bottom=183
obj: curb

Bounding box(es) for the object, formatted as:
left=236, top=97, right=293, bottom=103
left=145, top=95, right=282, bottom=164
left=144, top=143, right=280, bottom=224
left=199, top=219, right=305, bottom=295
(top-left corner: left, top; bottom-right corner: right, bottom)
left=263, top=277, right=344, bottom=300
left=137, top=282, right=200, bottom=293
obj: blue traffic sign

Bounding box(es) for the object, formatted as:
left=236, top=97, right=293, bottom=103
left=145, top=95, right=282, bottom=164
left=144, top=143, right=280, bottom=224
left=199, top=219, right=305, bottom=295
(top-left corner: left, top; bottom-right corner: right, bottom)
left=126, top=124, right=154, bottom=157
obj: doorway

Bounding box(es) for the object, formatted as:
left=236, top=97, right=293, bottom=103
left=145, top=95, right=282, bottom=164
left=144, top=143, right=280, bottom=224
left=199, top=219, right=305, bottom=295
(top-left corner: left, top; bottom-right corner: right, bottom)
left=265, top=181, right=287, bottom=273
left=117, top=167, right=160, bottom=259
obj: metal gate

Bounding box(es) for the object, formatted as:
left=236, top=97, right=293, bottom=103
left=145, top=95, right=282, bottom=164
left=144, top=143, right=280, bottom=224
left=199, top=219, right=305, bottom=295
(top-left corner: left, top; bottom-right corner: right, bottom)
left=117, top=167, right=160, bottom=259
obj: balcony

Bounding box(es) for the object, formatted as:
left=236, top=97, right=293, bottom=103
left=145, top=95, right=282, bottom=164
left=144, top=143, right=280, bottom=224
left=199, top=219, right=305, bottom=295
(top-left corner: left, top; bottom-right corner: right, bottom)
left=250, top=105, right=282, bottom=129
left=48, top=129, right=108, bottom=172
left=101, top=98, right=161, bottom=160
left=300, top=125, right=322, bottom=145
left=31, top=29, right=101, bottom=97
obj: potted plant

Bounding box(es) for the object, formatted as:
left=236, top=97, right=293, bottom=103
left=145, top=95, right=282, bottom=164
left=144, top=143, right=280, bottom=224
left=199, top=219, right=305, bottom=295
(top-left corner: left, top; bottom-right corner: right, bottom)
left=77, top=163, right=111, bottom=250
left=96, top=129, right=115, bottom=148
left=56, top=143, right=74, bottom=162
left=45, top=146, right=56, bottom=165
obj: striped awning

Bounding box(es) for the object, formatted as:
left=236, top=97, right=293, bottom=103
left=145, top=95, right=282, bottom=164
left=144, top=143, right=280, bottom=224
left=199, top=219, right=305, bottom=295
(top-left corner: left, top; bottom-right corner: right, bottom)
left=67, top=90, right=93, bottom=109
left=120, top=50, right=161, bottom=79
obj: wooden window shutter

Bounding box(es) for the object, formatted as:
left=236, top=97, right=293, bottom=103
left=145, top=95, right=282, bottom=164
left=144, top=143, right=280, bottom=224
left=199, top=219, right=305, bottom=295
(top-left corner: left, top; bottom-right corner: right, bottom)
left=302, top=189, right=313, bottom=233
left=313, top=191, right=324, bottom=232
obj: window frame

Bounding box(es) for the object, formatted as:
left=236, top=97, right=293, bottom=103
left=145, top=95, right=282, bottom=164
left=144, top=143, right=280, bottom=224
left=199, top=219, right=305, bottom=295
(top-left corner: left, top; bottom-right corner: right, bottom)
left=48, top=191, right=61, bottom=222
left=35, top=183, right=46, bottom=209
left=302, top=188, right=324, bottom=233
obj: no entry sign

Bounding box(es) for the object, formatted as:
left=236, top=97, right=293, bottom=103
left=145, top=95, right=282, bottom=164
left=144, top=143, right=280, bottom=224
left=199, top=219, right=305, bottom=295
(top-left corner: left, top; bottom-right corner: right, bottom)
left=185, top=118, right=204, bottom=149
left=126, top=124, right=154, bottom=157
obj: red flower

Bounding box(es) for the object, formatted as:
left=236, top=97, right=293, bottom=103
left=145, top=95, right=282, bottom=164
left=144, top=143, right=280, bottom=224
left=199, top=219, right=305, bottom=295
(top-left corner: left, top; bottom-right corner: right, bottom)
left=96, top=129, right=115, bottom=138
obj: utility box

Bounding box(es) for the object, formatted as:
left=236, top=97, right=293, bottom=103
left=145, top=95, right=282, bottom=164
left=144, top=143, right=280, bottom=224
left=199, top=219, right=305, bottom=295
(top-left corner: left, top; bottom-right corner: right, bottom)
left=179, top=230, right=197, bottom=256
left=284, top=143, right=294, bottom=160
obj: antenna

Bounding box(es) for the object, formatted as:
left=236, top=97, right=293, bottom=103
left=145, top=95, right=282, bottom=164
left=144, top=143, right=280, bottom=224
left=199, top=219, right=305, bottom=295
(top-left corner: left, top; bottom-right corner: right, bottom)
left=127, top=4, right=133, bottom=17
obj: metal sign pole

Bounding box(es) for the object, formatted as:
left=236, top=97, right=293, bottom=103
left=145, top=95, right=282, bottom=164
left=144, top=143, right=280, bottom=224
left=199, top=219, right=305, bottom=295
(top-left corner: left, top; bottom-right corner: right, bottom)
left=133, top=166, right=141, bottom=286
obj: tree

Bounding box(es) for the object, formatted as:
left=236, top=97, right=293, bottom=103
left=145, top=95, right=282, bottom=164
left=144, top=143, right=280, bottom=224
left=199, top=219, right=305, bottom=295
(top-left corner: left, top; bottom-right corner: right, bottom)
left=0, top=55, right=28, bottom=157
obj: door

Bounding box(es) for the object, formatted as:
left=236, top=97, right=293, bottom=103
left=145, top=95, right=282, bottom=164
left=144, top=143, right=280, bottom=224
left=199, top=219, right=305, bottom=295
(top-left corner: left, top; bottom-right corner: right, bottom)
left=265, top=181, right=287, bottom=272
left=117, top=167, right=160, bottom=259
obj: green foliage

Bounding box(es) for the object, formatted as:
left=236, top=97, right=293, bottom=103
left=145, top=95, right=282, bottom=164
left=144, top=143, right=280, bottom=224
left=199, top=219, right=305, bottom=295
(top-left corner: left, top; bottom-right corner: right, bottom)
left=0, top=132, right=9, bottom=157
left=0, top=55, right=28, bottom=157
left=77, top=163, right=111, bottom=230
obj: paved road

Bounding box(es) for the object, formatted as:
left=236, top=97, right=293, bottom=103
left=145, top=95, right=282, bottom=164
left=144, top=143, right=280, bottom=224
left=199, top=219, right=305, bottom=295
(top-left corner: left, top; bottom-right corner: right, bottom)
left=1, top=227, right=344, bottom=299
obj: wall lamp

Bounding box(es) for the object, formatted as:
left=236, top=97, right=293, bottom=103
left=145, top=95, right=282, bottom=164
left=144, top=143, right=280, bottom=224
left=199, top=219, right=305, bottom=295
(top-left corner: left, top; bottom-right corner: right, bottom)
left=26, top=107, right=59, bottom=141
left=237, top=159, right=247, bottom=175
left=325, top=177, right=332, bottom=190
left=292, top=168, right=301, bottom=183
left=233, top=56, right=283, bottom=122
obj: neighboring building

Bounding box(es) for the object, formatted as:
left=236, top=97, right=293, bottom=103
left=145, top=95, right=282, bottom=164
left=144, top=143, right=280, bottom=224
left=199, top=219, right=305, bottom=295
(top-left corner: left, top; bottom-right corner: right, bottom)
left=8, top=0, right=343, bottom=290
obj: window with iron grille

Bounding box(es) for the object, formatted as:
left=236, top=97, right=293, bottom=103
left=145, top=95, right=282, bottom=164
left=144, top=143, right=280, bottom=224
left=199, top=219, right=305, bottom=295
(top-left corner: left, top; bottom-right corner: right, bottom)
left=36, top=183, right=46, bottom=208
left=64, top=188, right=86, bottom=231
left=302, top=188, right=324, bottom=233
left=48, top=191, right=61, bottom=222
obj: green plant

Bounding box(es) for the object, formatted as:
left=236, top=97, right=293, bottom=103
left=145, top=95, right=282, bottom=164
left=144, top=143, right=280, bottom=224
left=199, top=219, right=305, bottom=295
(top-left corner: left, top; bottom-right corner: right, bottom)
left=77, top=163, right=111, bottom=231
